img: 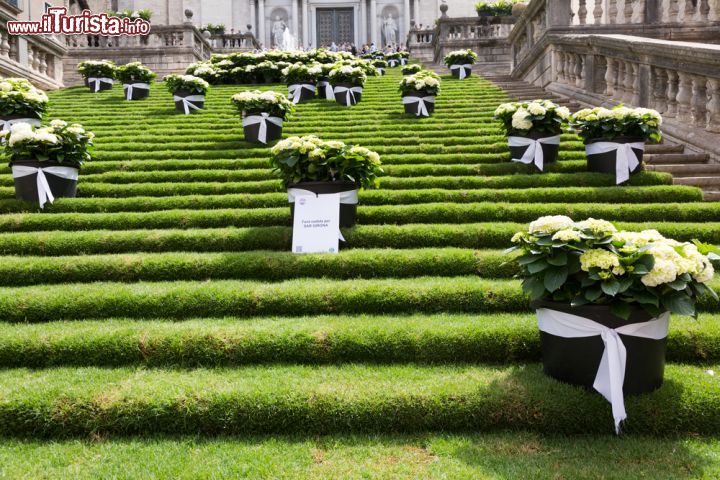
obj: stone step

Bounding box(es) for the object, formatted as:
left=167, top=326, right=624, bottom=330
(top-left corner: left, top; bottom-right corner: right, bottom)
left=673, top=176, right=720, bottom=187
left=645, top=143, right=685, bottom=154
left=703, top=190, right=720, bottom=201
left=645, top=153, right=709, bottom=165
left=648, top=163, right=720, bottom=176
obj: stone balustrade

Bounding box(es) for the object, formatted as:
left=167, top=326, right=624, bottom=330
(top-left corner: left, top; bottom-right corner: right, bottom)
left=208, top=33, right=260, bottom=53
left=0, top=23, right=65, bottom=89
left=407, top=26, right=435, bottom=62
left=571, top=0, right=719, bottom=26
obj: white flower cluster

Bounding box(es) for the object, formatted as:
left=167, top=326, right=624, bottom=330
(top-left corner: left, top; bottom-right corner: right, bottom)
left=399, top=71, right=441, bottom=92
left=494, top=100, right=569, bottom=132
left=573, top=106, right=662, bottom=126
left=580, top=249, right=621, bottom=272
left=281, top=62, right=322, bottom=79
left=443, top=49, right=478, bottom=64
left=528, top=215, right=574, bottom=235
left=0, top=120, right=93, bottom=148
left=0, top=78, right=49, bottom=107
left=164, top=74, right=209, bottom=92
left=232, top=90, right=286, bottom=105
left=271, top=134, right=326, bottom=158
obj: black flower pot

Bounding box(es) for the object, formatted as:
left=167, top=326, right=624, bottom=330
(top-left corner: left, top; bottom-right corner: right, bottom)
left=84, top=77, right=113, bottom=92
left=508, top=130, right=560, bottom=170
left=586, top=136, right=645, bottom=177
left=123, top=83, right=150, bottom=100
left=402, top=93, right=435, bottom=116
left=288, top=180, right=358, bottom=228
left=288, top=82, right=316, bottom=103
left=0, top=113, right=41, bottom=132
left=242, top=111, right=283, bottom=144
left=333, top=82, right=363, bottom=107
left=450, top=66, right=472, bottom=79
left=11, top=159, right=78, bottom=204
left=532, top=300, right=668, bottom=395
left=173, top=89, right=205, bottom=114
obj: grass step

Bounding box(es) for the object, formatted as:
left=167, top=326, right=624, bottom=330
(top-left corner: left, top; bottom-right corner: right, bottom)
left=0, top=277, right=718, bottom=323
left=0, top=363, right=717, bottom=436
left=0, top=222, right=718, bottom=255
left=0, top=433, right=717, bottom=479
left=0, top=314, right=717, bottom=368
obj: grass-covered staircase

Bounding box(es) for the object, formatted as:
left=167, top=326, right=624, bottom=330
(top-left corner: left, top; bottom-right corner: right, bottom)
left=0, top=70, right=719, bottom=477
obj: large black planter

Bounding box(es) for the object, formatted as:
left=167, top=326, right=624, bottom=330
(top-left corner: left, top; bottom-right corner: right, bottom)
left=84, top=77, right=113, bottom=92
left=173, top=89, right=205, bottom=114
left=402, top=93, right=435, bottom=117
left=0, top=113, right=41, bottom=131
left=508, top=130, right=560, bottom=170
left=333, top=83, right=363, bottom=107
left=123, top=83, right=150, bottom=100
left=11, top=160, right=78, bottom=204
left=532, top=300, right=667, bottom=395
left=288, top=83, right=316, bottom=103
left=288, top=180, right=358, bottom=228
left=450, top=65, right=472, bottom=79
left=586, top=136, right=645, bottom=177
left=242, top=111, right=283, bottom=144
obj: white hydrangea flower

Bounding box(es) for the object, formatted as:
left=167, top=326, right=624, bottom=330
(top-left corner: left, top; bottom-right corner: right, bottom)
left=511, top=108, right=533, bottom=130
left=527, top=102, right=546, bottom=116
left=575, top=218, right=617, bottom=235
left=528, top=215, right=574, bottom=235
left=580, top=249, right=621, bottom=272
left=552, top=229, right=581, bottom=242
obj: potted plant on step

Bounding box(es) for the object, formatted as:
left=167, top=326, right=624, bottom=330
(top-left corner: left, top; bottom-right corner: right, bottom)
left=164, top=74, right=210, bottom=114
left=1, top=120, right=94, bottom=208
left=317, top=63, right=336, bottom=100
left=444, top=49, right=478, bottom=80
left=494, top=100, right=570, bottom=172
left=571, top=106, right=662, bottom=185
left=77, top=59, right=116, bottom=92
left=270, top=135, right=383, bottom=228
left=231, top=90, right=295, bottom=144
left=387, top=52, right=402, bottom=68
left=117, top=62, right=156, bottom=100
left=282, top=63, right=322, bottom=104
left=0, top=78, right=48, bottom=130
left=399, top=51, right=410, bottom=65
left=508, top=216, right=717, bottom=433
left=329, top=65, right=367, bottom=107
left=399, top=71, right=441, bottom=117
left=372, top=59, right=388, bottom=76
left=401, top=64, right=422, bottom=76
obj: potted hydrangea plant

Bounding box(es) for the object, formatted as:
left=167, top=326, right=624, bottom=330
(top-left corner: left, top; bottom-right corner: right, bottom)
left=571, top=106, right=662, bottom=184
left=372, top=59, right=388, bottom=76
left=117, top=62, right=156, bottom=100
left=77, top=59, right=116, bottom=92
left=231, top=90, right=295, bottom=144
left=256, top=61, right=282, bottom=83
left=164, top=74, right=209, bottom=114
left=329, top=65, right=367, bottom=107
left=282, top=63, right=322, bottom=104
left=399, top=71, right=440, bottom=117
left=399, top=51, right=410, bottom=65
left=494, top=100, right=570, bottom=172
left=316, top=63, right=336, bottom=100
left=1, top=120, right=94, bottom=208
left=443, top=49, right=478, bottom=79
left=0, top=78, right=48, bottom=130
left=387, top=52, right=402, bottom=68
left=270, top=135, right=383, bottom=228
left=508, top=216, right=717, bottom=432
left=186, top=62, right=220, bottom=84
left=401, top=64, right=422, bottom=76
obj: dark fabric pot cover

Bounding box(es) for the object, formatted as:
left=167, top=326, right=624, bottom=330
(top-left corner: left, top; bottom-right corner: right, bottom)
left=242, top=112, right=283, bottom=144
left=288, top=180, right=358, bottom=228
left=12, top=159, right=78, bottom=203
left=84, top=77, right=113, bottom=92
left=508, top=130, right=560, bottom=168
left=532, top=300, right=667, bottom=395
left=123, top=83, right=150, bottom=100
left=402, top=93, right=435, bottom=116
left=586, top=136, right=645, bottom=175
left=333, top=83, right=363, bottom=106
left=450, top=66, right=472, bottom=79
left=173, top=89, right=205, bottom=114
left=288, top=83, right=316, bottom=103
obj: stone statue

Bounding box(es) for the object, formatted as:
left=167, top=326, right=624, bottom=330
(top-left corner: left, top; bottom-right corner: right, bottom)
left=272, top=16, right=287, bottom=48
left=382, top=14, right=398, bottom=46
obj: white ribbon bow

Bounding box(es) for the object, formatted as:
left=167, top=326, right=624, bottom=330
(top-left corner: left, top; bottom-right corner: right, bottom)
left=450, top=64, right=472, bottom=80
left=87, top=77, right=113, bottom=92
left=288, top=84, right=316, bottom=104
left=508, top=135, right=561, bottom=172
left=0, top=118, right=40, bottom=132
left=317, top=80, right=335, bottom=100
left=11, top=165, right=78, bottom=209
left=333, top=86, right=363, bottom=107
left=242, top=113, right=283, bottom=144
left=377, top=68, right=385, bottom=76
left=537, top=308, right=670, bottom=434
left=123, top=83, right=150, bottom=100
left=586, top=141, right=645, bottom=185
left=288, top=188, right=359, bottom=241
left=402, top=95, right=435, bottom=117
left=388, top=59, right=399, bottom=67
left=173, top=95, right=205, bottom=115
left=400, top=58, right=408, bottom=65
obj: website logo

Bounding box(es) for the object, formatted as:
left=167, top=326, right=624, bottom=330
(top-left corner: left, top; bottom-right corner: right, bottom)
left=7, top=8, right=151, bottom=36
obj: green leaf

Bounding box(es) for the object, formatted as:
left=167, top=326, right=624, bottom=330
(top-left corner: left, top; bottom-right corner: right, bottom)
left=631, top=290, right=659, bottom=307
left=666, top=279, right=688, bottom=291
left=517, top=253, right=542, bottom=265
left=546, top=251, right=567, bottom=266
left=610, top=302, right=631, bottom=320
left=523, top=277, right=546, bottom=300
left=543, top=267, right=568, bottom=293
left=663, top=292, right=695, bottom=317
left=635, top=254, right=655, bottom=272
left=527, top=259, right=549, bottom=274
left=584, top=287, right=602, bottom=302
left=601, top=279, right=620, bottom=297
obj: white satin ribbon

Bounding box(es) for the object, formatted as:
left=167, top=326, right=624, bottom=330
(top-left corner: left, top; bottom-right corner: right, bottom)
left=333, top=86, right=363, bottom=106
left=402, top=95, right=435, bottom=117
left=400, top=58, right=408, bottom=65
left=450, top=64, right=472, bottom=80
left=317, top=80, right=334, bottom=100
left=377, top=68, right=385, bottom=76
left=123, top=83, right=150, bottom=100
left=508, top=135, right=561, bottom=172
left=287, top=188, right=358, bottom=204
left=87, top=77, right=113, bottom=92
left=537, top=308, right=670, bottom=434
left=11, top=165, right=78, bottom=209
left=0, top=118, right=40, bottom=132
left=242, top=113, right=283, bottom=144
left=173, top=95, right=205, bottom=115
left=288, top=83, right=316, bottom=104
left=388, top=59, right=399, bottom=67
left=586, top=141, right=645, bottom=185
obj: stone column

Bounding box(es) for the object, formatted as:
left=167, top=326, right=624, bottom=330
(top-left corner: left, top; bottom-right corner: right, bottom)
left=370, top=0, right=378, bottom=45
left=691, top=76, right=708, bottom=127
left=403, top=0, right=411, bottom=44
left=302, top=0, right=309, bottom=48
left=651, top=67, right=668, bottom=113
left=360, top=0, right=368, bottom=45
left=706, top=78, right=720, bottom=132
left=292, top=0, right=299, bottom=43
left=250, top=0, right=256, bottom=40
left=676, top=71, right=693, bottom=123
left=665, top=70, right=679, bottom=117
left=604, top=57, right=616, bottom=97
left=258, top=0, right=266, bottom=48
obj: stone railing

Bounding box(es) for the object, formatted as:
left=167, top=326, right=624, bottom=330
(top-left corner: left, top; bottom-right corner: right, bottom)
left=0, top=23, right=66, bottom=89
left=570, top=0, right=719, bottom=26
left=63, top=24, right=212, bottom=86
left=208, top=33, right=260, bottom=53
left=407, top=26, right=436, bottom=62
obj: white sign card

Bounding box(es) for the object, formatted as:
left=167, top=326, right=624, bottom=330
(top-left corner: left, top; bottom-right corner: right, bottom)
left=291, top=193, right=343, bottom=254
